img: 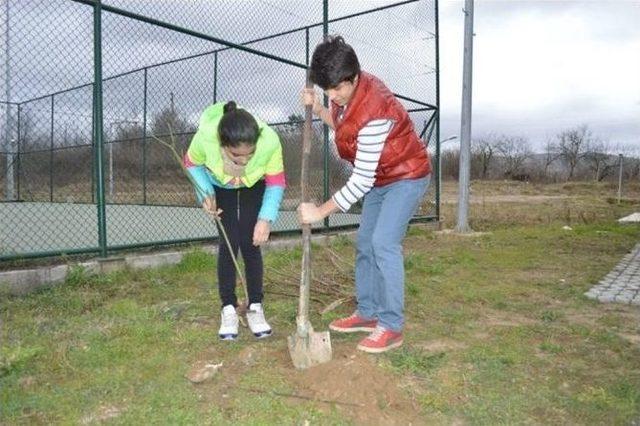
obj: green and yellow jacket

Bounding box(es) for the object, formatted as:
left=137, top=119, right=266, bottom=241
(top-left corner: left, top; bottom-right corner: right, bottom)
left=184, top=102, right=286, bottom=222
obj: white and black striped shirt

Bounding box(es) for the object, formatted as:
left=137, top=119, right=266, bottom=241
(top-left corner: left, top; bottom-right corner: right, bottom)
left=332, top=118, right=394, bottom=212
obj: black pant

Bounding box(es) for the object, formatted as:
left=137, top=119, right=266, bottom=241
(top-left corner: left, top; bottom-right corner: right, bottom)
left=215, top=180, right=265, bottom=307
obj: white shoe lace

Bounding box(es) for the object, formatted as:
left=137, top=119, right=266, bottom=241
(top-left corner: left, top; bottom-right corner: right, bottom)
left=221, top=306, right=237, bottom=328
left=369, top=326, right=386, bottom=340
left=345, top=312, right=361, bottom=322
left=247, top=303, right=270, bottom=332
left=247, top=304, right=266, bottom=324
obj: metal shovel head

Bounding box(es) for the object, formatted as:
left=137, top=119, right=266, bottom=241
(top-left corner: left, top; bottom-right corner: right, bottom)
left=287, top=326, right=332, bottom=370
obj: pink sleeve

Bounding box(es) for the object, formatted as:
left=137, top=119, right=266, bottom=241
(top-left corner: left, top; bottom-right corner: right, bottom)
left=183, top=153, right=197, bottom=168
left=265, top=171, right=286, bottom=187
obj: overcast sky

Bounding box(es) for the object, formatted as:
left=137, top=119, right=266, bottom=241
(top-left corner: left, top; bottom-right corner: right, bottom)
left=438, top=0, right=640, bottom=152
left=2, top=0, right=638, bottom=155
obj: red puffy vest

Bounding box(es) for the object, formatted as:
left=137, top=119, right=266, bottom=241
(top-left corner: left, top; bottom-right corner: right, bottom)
left=331, top=71, right=431, bottom=187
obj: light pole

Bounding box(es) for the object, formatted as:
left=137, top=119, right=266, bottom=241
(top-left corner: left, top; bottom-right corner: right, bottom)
left=456, top=0, right=474, bottom=234
left=439, top=133, right=459, bottom=151
left=441, top=135, right=458, bottom=145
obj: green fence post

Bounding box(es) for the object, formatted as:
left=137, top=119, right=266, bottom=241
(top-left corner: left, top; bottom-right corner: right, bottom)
left=213, top=51, right=218, bottom=103
left=3, top=0, right=13, bottom=202
left=304, top=28, right=309, bottom=65
left=93, top=0, right=107, bottom=257
left=142, top=67, right=148, bottom=204
left=322, top=0, right=330, bottom=231
left=90, top=93, right=95, bottom=205
left=49, top=94, right=54, bottom=202
left=435, top=0, right=441, bottom=222
left=16, top=103, right=21, bottom=200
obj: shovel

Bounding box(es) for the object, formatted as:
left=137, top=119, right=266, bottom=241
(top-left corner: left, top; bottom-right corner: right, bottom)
left=287, top=76, right=332, bottom=369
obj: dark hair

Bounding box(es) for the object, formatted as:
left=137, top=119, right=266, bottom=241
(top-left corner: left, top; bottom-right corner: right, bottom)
left=309, top=35, right=360, bottom=90
left=218, top=101, right=260, bottom=147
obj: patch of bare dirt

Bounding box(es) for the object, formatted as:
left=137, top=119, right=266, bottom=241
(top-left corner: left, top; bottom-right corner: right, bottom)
left=185, top=361, right=223, bottom=383
left=618, top=333, right=640, bottom=345
left=472, top=331, right=491, bottom=340
left=414, top=339, right=467, bottom=353
left=480, top=310, right=540, bottom=328
left=565, top=305, right=640, bottom=328
left=286, top=344, right=423, bottom=426
left=80, top=405, right=124, bottom=424
left=188, top=342, right=425, bottom=424
left=18, top=376, right=36, bottom=389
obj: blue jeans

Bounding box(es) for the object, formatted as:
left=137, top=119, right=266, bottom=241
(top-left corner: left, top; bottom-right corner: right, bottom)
left=355, top=175, right=430, bottom=332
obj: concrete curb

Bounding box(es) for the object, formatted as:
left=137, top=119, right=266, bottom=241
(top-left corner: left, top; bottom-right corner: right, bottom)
left=0, top=231, right=357, bottom=297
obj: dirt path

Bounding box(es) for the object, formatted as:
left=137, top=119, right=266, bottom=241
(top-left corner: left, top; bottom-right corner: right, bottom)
left=441, top=194, right=571, bottom=204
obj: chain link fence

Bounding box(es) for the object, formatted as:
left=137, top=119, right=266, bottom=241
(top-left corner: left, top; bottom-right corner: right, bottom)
left=0, top=0, right=439, bottom=261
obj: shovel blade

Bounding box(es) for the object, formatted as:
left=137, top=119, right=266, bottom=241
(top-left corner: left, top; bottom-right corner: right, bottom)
left=287, top=330, right=332, bottom=370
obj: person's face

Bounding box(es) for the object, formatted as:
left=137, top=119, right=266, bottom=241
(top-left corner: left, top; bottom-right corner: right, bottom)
left=324, top=75, right=358, bottom=106
left=223, top=142, right=255, bottom=166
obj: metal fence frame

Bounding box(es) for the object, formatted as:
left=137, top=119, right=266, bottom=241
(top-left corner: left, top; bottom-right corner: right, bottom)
left=0, top=0, right=440, bottom=261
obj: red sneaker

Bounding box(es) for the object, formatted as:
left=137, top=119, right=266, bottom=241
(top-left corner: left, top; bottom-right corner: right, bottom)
left=329, top=313, right=377, bottom=333
left=357, top=327, right=403, bottom=353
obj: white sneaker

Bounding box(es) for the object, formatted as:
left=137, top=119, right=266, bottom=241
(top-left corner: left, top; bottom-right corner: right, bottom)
left=219, top=305, right=238, bottom=340
left=246, top=303, right=272, bottom=338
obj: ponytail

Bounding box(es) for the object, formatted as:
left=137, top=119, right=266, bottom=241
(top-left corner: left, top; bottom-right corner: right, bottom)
left=218, top=101, right=260, bottom=147
left=223, top=101, right=237, bottom=114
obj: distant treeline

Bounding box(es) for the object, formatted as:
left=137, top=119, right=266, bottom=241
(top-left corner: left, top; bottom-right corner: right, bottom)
left=439, top=125, right=638, bottom=183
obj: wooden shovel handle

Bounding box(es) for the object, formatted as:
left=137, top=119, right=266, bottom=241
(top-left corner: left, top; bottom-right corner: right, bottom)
left=300, top=75, right=313, bottom=203
left=297, top=72, right=314, bottom=327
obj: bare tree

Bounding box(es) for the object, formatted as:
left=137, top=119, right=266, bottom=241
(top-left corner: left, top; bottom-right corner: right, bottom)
left=494, top=134, right=532, bottom=179
left=557, top=125, right=592, bottom=180
left=542, top=139, right=560, bottom=178
left=283, top=113, right=304, bottom=134
left=13, top=110, right=41, bottom=152
left=625, top=157, right=640, bottom=181
left=583, top=138, right=617, bottom=182
left=440, top=148, right=460, bottom=180
left=618, top=143, right=640, bottom=180
left=110, top=120, right=145, bottom=176
left=150, top=93, right=195, bottom=137
left=472, top=137, right=494, bottom=179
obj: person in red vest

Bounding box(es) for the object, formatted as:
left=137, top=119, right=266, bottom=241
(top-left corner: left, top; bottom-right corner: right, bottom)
left=298, top=35, right=432, bottom=353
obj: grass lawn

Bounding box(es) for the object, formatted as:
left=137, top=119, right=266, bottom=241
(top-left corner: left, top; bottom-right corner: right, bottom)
left=2, top=180, right=640, bottom=424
